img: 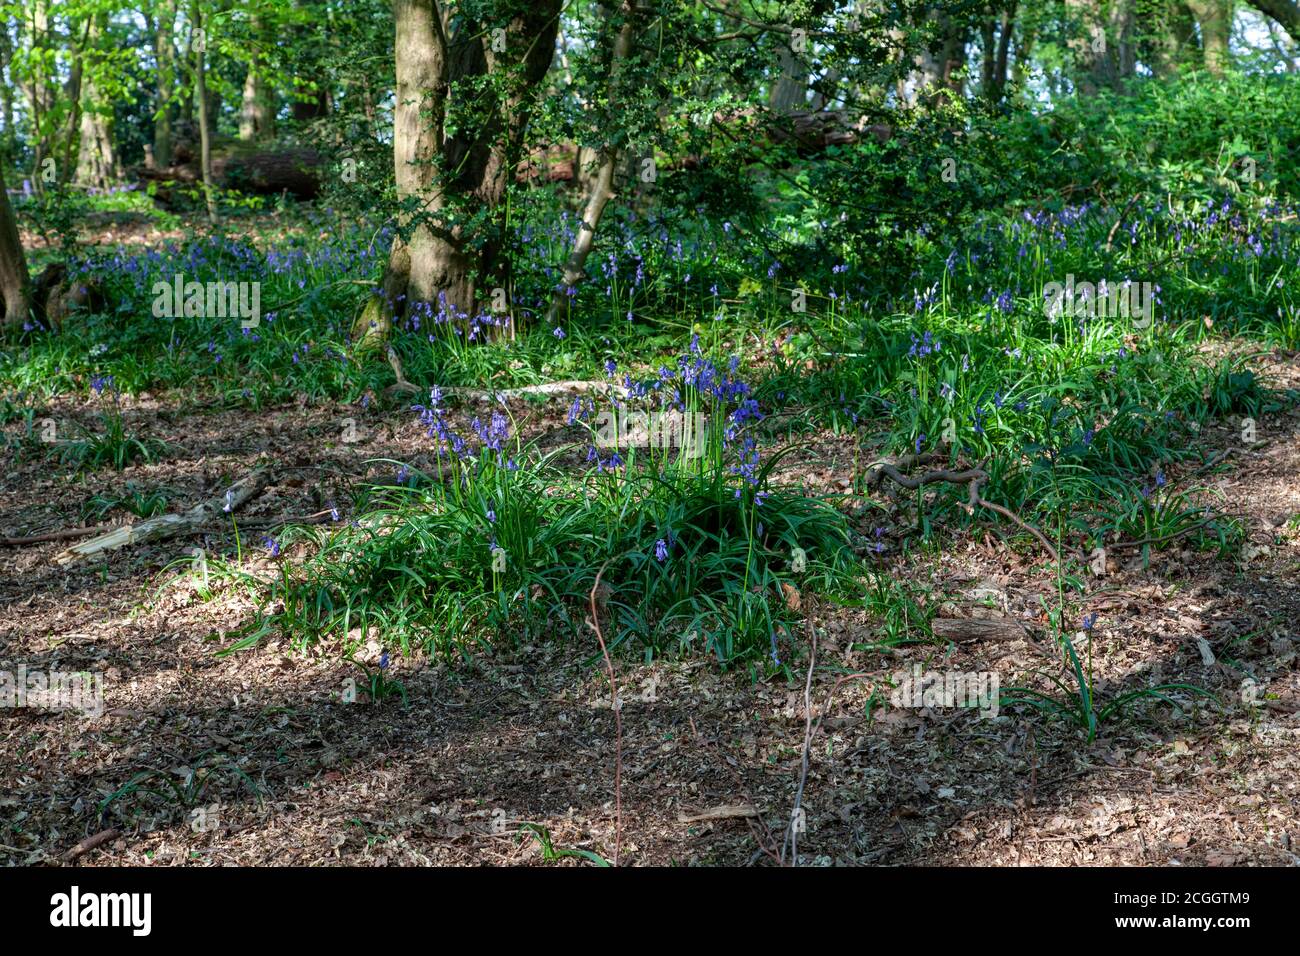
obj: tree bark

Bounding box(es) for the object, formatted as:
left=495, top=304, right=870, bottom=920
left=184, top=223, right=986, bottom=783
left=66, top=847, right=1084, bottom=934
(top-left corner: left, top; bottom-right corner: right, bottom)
left=546, top=0, right=639, bottom=325
left=239, top=15, right=276, bottom=141
left=0, top=165, right=32, bottom=328
left=993, top=1, right=1016, bottom=99
left=191, top=2, right=217, bottom=223
left=75, top=15, right=118, bottom=189
left=373, top=0, right=559, bottom=337
left=153, top=1, right=176, bottom=168
left=1186, top=0, right=1232, bottom=75
left=0, top=17, right=15, bottom=160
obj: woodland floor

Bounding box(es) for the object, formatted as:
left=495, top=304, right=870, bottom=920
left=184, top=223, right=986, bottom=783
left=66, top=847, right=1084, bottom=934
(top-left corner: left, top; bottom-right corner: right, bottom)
left=2, top=348, right=1299, bottom=866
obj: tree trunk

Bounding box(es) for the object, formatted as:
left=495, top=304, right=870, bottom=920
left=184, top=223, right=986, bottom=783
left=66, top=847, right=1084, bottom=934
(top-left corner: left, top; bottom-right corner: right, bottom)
left=239, top=68, right=276, bottom=141
left=0, top=17, right=15, bottom=160
left=0, top=166, right=32, bottom=328
left=75, top=15, right=118, bottom=189
left=239, top=15, right=276, bottom=141
left=191, top=2, right=217, bottom=223
left=27, top=0, right=56, bottom=183
left=374, top=0, right=560, bottom=337
left=153, top=0, right=176, bottom=168
left=980, top=18, right=996, bottom=97
left=546, top=1, right=639, bottom=325
left=769, top=39, right=806, bottom=114
left=1186, top=0, right=1232, bottom=74
left=912, top=11, right=967, bottom=106
left=1141, top=0, right=1200, bottom=77
left=1066, top=0, right=1109, bottom=94
left=993, top=1, right=1016, bottom=99
left=59, top=18, right=89, bottom=185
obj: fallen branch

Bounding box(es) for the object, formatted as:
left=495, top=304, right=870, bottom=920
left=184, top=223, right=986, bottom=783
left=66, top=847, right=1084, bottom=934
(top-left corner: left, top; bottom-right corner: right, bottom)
left=677, top=804, right=759, bottom=824
left=589, top=559, right=622, bottom=867
left=1104, top=192, right=1145, bottom=254
left=61, top=828, right=120, bottom=863
left=52, top=467, right=272, bottom=566
left=868, top=460, right=1060, bottom=564
left=1106, top=516, right=1226, bottom=551
left=0, top=523, right=114, bottom=546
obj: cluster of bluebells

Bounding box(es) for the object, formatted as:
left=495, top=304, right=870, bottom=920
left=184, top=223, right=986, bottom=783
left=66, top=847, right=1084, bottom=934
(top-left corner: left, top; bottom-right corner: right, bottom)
left=412, top=386, right=517, bottom=469
left=89, top=373, right=117, bottom=397
left=576, top=347, right=767, bottom=499
left=908, top=330, right=941, bottom=358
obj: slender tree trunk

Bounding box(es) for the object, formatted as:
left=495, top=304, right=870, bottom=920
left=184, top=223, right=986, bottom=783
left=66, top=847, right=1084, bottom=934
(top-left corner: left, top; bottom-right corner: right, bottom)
left=0, top=18, right=15, bottom=160
left=27, top=0, right=54, bottom=182
left=546, top=1, right=639, bottom=325
left=980, top=17, right=996, bottom=97
left=154, top=0, right=176, bottom=168
left=993, top=1, right=1016, bottom=98
left=0, top=166, right=31, bottom=328
left=59, top=18, right=89, bottom=185
left=191, top=2, right=217, bottom=222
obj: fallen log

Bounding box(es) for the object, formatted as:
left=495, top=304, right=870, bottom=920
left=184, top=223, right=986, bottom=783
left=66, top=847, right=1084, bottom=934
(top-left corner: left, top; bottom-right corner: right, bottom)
left=931, top=616, right=1028, bottom=644
left=52, top=467, right=272, bottom=566
left=135, top=146, right=325, bottom=200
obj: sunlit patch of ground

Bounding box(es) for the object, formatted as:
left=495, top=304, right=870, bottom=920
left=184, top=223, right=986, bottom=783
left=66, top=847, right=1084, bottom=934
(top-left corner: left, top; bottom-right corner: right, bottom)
left=2, top=352, right=1297, bottom=866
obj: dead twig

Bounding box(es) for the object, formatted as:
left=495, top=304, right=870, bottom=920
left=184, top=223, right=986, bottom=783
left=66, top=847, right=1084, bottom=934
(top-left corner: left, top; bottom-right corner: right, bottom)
left=589, top=559, right=622, bottom=867
left=783, top=595, right=818, bottom=867
left=61, top=828, right=120, bottom=863
left=1105, top=192, right=1144, bottom=253
left=0, top=523, right=114, bottom=546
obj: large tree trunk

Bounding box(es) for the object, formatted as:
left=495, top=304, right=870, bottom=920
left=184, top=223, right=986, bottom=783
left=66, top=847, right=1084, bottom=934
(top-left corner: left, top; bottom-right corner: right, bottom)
left=1186, top=0, right=1232, bottom=74
left=1066, top=0, right=1110, bottom=93
left=0, top=166, right=31, bottom=328
left=912, top=11, right=967, bottom=106
left=75, top=15, right=118, bottom=189
left=239, top=15, right=275, bottom=141
left=239, top=67, right=276, bottom=141
left=769, top=37, right=807, bottom=114
left=1067, top=0, right=1136, bottom=92
left=1141, top=0, right=1200, bottom=77
left=373, top=0, right=559, bottom=337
